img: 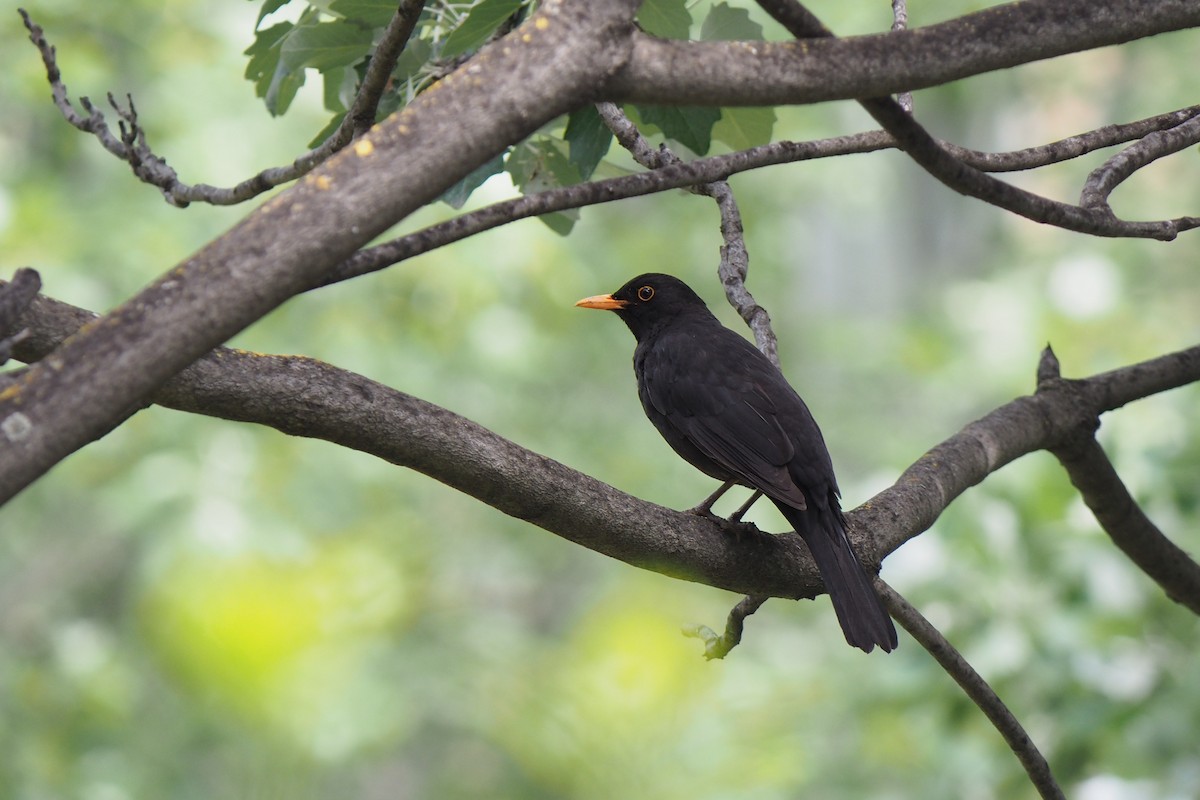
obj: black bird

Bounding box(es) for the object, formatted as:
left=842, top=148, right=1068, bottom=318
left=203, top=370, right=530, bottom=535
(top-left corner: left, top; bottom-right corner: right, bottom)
left=577, top=273, right=897, bottom=653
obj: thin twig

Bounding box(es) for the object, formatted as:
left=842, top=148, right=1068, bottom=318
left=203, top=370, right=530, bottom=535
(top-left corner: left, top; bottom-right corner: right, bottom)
left=877, top=579, right=1066, bottom=800
left=596, top=102, right=781, bottom=361
left=349, top=1, right=426, bottom=138
left=314, top=103, right=1200, bottom=290
left=753, top=0, right=1200, bottom=241
left=1080, top=112, right=1200, bottom=211
left=683, top=594, right=769, bottom=660
left=18, top=5, right=424, bottom=206
left=890, top=0, right=912, bottom=112
left=951, top=105, right=1200, bottom=173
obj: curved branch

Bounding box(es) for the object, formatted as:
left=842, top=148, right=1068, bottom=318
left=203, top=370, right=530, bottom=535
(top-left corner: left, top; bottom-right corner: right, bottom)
left=315, top=131, right=896, bottom=288
left=1080, top=112, right=1200, bottom=211
left=10, top=286, right=1200, bottom=608
left=1052, top=432, right=1200, bottom=614
left=594, top=102, right=780, bottom=364
left=610, top=0, right=1200, bottom=106
left=683, top=595, right=769, bottom=660
left=1038, top=346, right=1200, bottom=613
left=313, top=103, right=1200, bottom=290
left=0, top=0, right=644, bottom=503
left=752, top=0, right=1200, bottom=240
left=20, top=3, right=425, bottom=206
left=860, top=95, right=1199, bottom=240
left=878, top=580, right=1065, bottom=800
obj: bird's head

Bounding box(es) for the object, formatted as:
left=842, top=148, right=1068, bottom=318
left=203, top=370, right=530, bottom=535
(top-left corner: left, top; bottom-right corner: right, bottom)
left=576, top=273, right=712, bottom=340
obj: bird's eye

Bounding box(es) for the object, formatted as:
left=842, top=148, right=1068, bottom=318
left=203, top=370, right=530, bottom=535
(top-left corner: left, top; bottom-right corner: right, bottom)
left=637, top=285, right=655, bottom=301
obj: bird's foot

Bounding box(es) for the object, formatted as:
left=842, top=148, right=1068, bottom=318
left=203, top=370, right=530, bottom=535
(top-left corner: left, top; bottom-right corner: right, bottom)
left=686, top=503, right=762, bottom=541
left=727, top=490, right=763, bottom=523
left=688, top=480, right=735, bottom=518
left=716, top=515, right=768, bottom=543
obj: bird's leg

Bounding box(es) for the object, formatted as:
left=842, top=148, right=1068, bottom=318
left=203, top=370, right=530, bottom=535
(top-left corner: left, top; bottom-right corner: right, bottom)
left=728, top=490, right=763, bottom=522
left=688, top=480, right=735, bottom=517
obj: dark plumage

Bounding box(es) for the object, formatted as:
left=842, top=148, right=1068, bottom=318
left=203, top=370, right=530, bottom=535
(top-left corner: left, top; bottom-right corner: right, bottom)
left=577, top=273, right=897, bottom=653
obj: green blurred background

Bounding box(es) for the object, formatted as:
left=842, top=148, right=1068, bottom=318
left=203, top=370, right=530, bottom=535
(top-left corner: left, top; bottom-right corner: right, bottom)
left=2, top=2, right=1198, bottom=798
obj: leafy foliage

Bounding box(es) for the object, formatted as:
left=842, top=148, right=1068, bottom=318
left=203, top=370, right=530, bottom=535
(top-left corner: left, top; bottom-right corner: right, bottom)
left=242, top=0, right=776, bottom=224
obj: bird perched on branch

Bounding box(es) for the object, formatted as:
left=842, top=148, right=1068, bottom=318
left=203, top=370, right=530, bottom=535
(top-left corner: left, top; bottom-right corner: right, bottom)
left=577, top=273, right=897, bottom=653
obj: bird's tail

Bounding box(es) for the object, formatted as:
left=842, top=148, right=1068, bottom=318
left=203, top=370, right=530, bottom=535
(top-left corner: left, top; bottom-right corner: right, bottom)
left=775, top=502, right=898, bottom=653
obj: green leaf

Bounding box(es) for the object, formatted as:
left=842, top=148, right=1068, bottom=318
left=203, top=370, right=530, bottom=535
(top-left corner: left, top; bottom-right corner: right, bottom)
left=265, top=58, right=306, bottom=115
left=280, top=20, right=375, bottom=71
left=506, top=139, right=582, bottom=235
left=255, top=0, right=293, bottom=29
left=244, top=21, right=293, bottom=94
left=441, top=153, right=506, bottom=209
left=440, top=0, right=523, bottom=59
left=536, top=208, right=579, bottom=236
left=394, top=36, right=433, bottom=83
left=329, top=0, right=399, bottom=27
left=699, top=2, right=763, bottom=41
left=564, top=106, right=613, bottom=181
left=633, top=105, right=722, bottom=155
left=244, top=21, right=308, bottom=114
left=307, top=112, right=346, bottom=148
left=712, top=107, right=777, bottom=150
left=637, top=0, right=691, bottom=39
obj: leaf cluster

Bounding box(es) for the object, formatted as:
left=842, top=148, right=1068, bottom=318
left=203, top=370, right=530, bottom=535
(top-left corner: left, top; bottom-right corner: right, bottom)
left=245, top=0, right=778, bottom=231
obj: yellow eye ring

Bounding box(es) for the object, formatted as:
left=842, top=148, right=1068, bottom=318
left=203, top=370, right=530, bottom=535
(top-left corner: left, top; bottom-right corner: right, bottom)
left=637, top=286, right=654, bottom=301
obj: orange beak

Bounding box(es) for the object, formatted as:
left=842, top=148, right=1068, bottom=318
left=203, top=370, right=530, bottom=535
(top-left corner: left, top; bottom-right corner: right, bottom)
left=575, top=293, right=627, bottom=310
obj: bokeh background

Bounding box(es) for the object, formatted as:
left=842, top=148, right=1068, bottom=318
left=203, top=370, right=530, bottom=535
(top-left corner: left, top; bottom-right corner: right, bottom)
left=2, top=2, right=1198, bottom=798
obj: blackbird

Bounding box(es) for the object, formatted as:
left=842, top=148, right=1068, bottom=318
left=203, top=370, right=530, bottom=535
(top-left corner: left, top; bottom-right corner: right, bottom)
left=577, top=273, right=897, bottom=653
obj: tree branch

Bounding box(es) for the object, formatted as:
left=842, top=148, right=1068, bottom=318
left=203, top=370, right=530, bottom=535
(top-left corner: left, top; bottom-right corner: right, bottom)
left=878, top=580, right=1065, bottom=800
left=312, top=102, right=1200, bottom=291
left=751, top=0, right=1200, bottom=240
left=683, top=595, right=769, bottom=660
left=594, top=102, right=780, bottom=364
left=0, top=268, right=41, bottom=367
left=1080, top=111, right=1200, bottom=212
left=19, top=4, right=426, bottom=207
left=1038, top=348, right=1200, bottom=614
left=0, top=0, right=643, bottom=504
left=9, top=285, right=1200, bottom=610
left=611, top=0, right=1200, bottom=106
left=349, top=1, right=426, bottom=138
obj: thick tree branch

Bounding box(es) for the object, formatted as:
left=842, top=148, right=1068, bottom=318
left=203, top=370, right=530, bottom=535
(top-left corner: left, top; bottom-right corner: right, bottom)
left=848, top=345, right=1200, bottom=561
left=610, top=0, right=1200, bottom=106
left=10, top=286, right=1200, bottom=609
left=0, top=0, right=642, bottom=504
left=0, top=268, right=41, bottom=367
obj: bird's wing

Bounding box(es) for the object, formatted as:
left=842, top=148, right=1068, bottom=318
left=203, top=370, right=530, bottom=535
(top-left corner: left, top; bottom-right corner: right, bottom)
left=641, top=328, right=811, bottom=509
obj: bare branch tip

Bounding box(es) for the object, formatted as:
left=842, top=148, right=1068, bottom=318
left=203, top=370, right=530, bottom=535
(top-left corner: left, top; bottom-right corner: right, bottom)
left=686, top=594, right=768, bottom=660
left=1036, top=344, right=1062, bottom=386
